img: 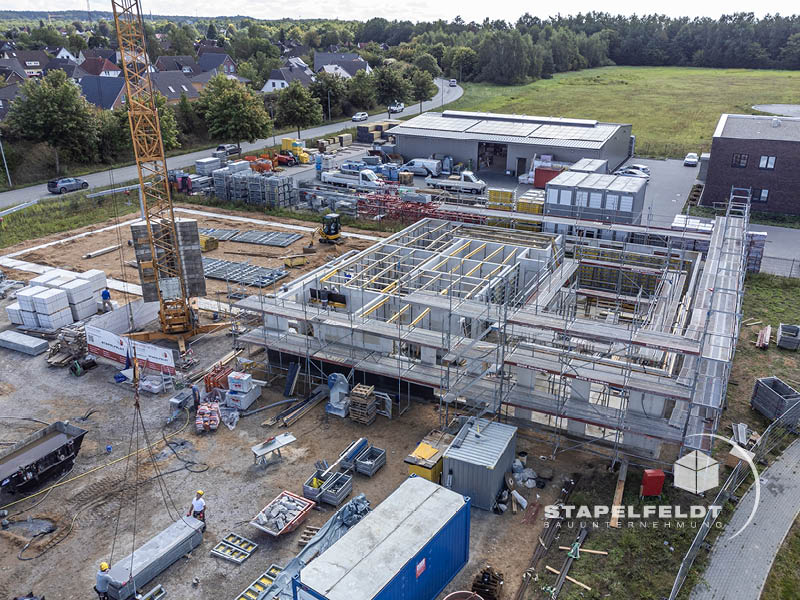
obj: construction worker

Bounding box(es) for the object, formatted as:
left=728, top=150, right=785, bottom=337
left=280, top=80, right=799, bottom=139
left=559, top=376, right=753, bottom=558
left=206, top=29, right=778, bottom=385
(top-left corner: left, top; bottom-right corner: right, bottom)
left=187, top=490, right=206, bottom=522
left=101, top=288, right=113, bottom=313
left=95, top=561, right=126, bottom=600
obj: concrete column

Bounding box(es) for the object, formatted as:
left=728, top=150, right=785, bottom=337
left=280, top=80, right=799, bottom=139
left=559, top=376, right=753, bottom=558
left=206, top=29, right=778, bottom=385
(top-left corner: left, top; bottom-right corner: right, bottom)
left=624, top=390, right=665, bottom=456
left=567, top=379, right=590, bottom=436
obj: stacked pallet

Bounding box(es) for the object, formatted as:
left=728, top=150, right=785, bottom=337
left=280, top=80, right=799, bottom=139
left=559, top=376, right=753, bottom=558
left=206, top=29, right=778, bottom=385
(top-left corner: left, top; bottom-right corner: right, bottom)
left=349, top=384, right=377, bottom=425
left=472, top=566, right=504, bottom=600
left=745, top=230, right=767, bottom=273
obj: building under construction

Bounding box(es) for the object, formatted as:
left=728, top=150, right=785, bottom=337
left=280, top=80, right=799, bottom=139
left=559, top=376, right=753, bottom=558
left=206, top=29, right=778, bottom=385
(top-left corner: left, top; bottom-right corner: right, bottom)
left=237, top=201, right=749, bottom=465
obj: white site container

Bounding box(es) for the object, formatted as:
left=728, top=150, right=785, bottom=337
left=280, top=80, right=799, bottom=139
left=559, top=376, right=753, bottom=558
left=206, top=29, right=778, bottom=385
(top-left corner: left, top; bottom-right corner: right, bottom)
left=16, top=286, right=49, bottom=312
left=33, top=288, right=70, bottom=315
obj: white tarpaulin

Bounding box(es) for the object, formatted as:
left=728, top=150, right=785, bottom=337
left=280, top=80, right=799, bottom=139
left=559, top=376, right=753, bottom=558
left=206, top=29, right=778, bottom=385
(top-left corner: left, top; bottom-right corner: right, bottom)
left=86, top=325, right=175, bottom=375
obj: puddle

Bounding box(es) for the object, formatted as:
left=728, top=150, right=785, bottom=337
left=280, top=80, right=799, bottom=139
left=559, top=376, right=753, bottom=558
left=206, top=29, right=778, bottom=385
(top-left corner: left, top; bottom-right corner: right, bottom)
left=5, top=517, right=56, bottom=538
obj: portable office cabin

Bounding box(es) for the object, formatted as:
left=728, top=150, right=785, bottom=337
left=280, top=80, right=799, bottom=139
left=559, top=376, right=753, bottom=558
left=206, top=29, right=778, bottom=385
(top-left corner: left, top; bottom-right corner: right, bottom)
left=570, top=158, right=608, bottom=173
left=544, top=171, right=646, bottom=225
left=293, top=476, right=470, bottom=600
left=442, top=418, right=517, bottom=510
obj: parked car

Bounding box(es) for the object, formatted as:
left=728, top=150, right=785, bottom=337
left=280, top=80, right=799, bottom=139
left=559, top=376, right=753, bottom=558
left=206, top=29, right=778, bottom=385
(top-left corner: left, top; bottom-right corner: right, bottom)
left=388, top=101, right=404, bottom=114
left=47, top=177, right=89, bottom=194
left=217, top=144, right=240, bottom=156
left=449, top=79, right=458, bottom=87
left=400, top=158, right=442, bottom=177
left=626, top=163, right=651, bottom=174
left=614, top=168, right=650, bottom=180
left=352, top=112, right=369, bottom=122
left=684, top=152, right=699, bottom=167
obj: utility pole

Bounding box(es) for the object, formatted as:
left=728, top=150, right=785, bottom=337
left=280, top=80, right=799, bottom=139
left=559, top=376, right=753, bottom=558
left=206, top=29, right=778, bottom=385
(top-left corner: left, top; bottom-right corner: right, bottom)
left=327, top=89, right=332, bottom=121
left=0, top=131, right=11, bottom=188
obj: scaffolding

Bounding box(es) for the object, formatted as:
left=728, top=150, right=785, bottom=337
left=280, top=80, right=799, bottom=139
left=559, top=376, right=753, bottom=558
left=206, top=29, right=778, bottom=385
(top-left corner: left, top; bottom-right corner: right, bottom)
left=233, top=207, right=748, bottom=466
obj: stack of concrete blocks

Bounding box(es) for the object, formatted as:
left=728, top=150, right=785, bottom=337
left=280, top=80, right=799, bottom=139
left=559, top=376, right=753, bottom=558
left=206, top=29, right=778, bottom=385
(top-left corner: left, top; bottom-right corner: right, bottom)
left=130, top=218, right=206, bottom=303
left=60, top=278, right=97, bottom=321
left=5, top=302, right=23, bottom=325
left=0, top=330, right=50, bottom=356
left=14, top=285, right=48, bottom=328
left=195, top=157, right=222, bottom=176
left=32, top=287, right=74, bottom=330
left=76, top=269, right=108, bottom=304
left=29, top=268, right=107, bottom=317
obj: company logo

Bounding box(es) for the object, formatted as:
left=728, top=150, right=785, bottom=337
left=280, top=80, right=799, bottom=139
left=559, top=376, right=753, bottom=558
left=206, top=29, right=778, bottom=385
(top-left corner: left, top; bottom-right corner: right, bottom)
left=673, top=450, right=719, bottom=495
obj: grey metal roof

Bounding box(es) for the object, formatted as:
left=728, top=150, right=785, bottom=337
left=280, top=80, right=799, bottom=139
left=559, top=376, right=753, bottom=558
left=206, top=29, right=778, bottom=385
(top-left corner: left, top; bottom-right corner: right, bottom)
left=607, top=176, right=647, bottom=193
left=549, top=171, right=646, bottom=193
left=443, top=418, right=517, bottom=468
left=715, top=113, right=800, bottom=142
left=571, top=158, right=608, bottom=172
left=390, top=126, right=606, bottom=150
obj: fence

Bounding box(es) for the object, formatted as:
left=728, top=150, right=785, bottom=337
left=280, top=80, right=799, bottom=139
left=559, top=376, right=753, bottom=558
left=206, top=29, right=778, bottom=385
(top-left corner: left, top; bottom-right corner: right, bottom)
left=759, top=256, right=800, bottom=278
left=668, top=398, right=800, bottom=599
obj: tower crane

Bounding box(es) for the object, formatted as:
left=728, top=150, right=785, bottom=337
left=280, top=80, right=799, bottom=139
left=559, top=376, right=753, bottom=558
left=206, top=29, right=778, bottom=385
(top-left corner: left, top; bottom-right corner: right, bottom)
left=111, top=0, right=219, bottom=348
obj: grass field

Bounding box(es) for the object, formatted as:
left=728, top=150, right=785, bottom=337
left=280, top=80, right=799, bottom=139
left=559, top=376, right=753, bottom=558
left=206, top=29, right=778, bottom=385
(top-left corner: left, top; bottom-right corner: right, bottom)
left=445, top=67, right=800, bottom=158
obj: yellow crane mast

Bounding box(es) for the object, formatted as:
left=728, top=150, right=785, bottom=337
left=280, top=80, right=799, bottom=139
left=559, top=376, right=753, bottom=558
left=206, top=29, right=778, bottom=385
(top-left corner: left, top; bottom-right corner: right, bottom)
left=111, top=0, right=193, bottom=337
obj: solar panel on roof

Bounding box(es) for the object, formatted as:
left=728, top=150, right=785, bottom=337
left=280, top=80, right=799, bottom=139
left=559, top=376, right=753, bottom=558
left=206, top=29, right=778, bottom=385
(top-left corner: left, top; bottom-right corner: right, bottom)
left=466, top=120, right=539, bottom=137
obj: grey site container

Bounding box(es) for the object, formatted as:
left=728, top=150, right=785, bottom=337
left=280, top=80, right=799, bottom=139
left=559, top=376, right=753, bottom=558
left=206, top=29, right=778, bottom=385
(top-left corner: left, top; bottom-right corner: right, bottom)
left=320, top=472, right=353, bottom=506
left=355, top=446, right=386, bottom=477
left=107, top=517, right=204, bottom=600
left=442, top=418, right=517, bottom=510
left=303, top=469, right=328, bottom=502
left=751, top=376, right=800, bottom=421
left=544, top=171, right=647, bottom=225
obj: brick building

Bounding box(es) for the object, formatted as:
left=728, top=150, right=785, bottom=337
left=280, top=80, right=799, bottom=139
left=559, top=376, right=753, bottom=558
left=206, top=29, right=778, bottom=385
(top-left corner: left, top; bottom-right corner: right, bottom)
left=701, top=114, right=800, bottom=214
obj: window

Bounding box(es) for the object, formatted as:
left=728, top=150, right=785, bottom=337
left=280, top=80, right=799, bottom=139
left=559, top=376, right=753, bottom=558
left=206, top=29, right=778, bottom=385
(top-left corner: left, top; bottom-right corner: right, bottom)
left=167, top=86, right=175, bottom=93
left=271, top=81, right=276, bottom=88
left=731, top=153, right=748, bottom=168
left=606, top=194, right=619, bottom=211
left=589, top=192, right=602, bottom=209
left=576, top=190, right=588, bottom=207
left=759, top=156, right=776, bottom=170
left=751, top=188, right=769, bottom=202
left=619, top=195, right=633, bottom=212
left=546, top=189, right=559, bottom=204
left=559, top=189, right=573, bottom=205
left=181, top=85, right=188, bottom=92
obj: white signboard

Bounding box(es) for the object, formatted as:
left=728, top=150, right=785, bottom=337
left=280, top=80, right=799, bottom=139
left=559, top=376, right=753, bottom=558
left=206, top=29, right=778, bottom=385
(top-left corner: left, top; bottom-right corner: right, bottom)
left=86, top=325, right=175, bottom=375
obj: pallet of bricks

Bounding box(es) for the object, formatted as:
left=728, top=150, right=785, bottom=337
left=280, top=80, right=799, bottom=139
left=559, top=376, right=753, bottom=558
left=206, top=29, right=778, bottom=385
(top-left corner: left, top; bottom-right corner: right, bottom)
left=349, top=384, right=377, bottom=425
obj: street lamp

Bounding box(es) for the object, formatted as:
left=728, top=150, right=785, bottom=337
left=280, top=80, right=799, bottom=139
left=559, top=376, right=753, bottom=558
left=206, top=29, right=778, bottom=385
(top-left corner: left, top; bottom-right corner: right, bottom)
left=0, top=130, right=11, bottom=188
left=327, top=89, right=332, bottom=122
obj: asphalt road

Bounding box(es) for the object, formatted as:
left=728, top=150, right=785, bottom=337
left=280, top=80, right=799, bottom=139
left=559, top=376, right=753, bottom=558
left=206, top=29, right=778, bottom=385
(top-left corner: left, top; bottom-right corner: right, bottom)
left=0, top=78, right=462, bottom=211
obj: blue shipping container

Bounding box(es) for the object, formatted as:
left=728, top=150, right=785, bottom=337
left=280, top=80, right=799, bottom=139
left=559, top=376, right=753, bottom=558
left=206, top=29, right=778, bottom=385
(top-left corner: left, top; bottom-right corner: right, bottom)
left=293, top=477, right=470, bottom=600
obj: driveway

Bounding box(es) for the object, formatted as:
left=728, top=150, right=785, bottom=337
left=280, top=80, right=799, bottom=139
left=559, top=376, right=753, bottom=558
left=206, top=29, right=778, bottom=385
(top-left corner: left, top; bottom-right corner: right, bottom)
left=620, top=157, right=698, bottom=228
left=0, top=78, right=462, bottom=211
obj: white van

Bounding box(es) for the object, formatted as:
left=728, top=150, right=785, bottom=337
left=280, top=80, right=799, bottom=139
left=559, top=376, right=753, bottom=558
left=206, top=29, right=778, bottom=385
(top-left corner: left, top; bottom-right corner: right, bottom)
left=400, top=158, right=442, bottom=177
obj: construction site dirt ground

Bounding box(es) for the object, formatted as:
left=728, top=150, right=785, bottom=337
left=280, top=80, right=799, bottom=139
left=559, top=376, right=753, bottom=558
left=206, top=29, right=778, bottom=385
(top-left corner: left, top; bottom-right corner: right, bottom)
left=1, top=203, right=387, bottom=300
left=0, top=290, right=586, bottom=600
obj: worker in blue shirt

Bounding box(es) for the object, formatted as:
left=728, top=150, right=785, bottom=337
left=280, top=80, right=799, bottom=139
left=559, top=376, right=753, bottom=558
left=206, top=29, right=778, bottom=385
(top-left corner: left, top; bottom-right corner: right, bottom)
left=101, top=288, right=113, bottom=313
left=95, top=561, right=126, bottom=600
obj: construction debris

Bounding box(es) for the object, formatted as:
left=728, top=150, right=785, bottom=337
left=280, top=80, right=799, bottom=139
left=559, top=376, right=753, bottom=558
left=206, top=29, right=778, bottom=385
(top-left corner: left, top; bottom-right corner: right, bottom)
left=756, top=325, right=772, bottom=349
left=252, top=491, right=315, bottom=536
left=46, top=323, right=87, bottom=367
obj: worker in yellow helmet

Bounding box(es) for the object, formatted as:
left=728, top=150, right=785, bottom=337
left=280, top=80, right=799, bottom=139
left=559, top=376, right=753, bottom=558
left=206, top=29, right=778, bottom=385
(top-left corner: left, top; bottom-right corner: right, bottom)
left=187, top=489, right=206, bottom=522
left=95, top=561, right=127, bottom=600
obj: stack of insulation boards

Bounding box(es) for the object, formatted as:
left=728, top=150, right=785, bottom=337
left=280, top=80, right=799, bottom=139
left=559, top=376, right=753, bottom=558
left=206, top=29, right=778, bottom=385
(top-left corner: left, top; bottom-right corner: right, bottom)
left=293, top=476, right=469, bottom=600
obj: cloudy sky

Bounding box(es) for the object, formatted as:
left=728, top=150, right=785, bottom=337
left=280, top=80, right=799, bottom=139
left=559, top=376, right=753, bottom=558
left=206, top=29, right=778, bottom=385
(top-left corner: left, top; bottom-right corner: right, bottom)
left=7, top=0, right=797, bottom=21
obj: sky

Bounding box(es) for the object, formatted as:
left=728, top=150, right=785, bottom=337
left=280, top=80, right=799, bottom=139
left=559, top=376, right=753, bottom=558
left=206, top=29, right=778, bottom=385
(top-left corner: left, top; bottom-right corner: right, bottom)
left=7, top=0, right=799, bottom=22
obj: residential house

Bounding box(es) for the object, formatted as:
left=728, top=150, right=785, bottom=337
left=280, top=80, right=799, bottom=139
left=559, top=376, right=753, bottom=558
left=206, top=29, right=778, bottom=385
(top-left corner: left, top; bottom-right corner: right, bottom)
left=190, top=68, right=249, bottom=92
left=701, top=113, right=800, bottom=215
left=197, top=44, right=227, bottom=56
left=0, top=83, right=20, bottom=121
left=3, top=50, right=50, bottom=77
left=319, top=64, right=352, bottom=79
left=0, top=41, right=16, bottom=54
left=149, top=71, right=199, bottom=103
left=124, top=61, right=156, bottom=74
left=78, top=48, right=120, bottom=65
left=0, top=58, right=27, bottom=84
left=43, top=58, right=89, bottom=81
left=197, top=53, right=236, bottom=75
left=45, top=46, right=78, bottom=62
left=79, top=75, right=126, bottom=110
left=278, top=41, right=310, bottom=59
left=261, top=64, right=314, bottom=93
left=313, top=52, right=370, bottom=77
left=155, top=55, right=200, bottom=75
left=80, top=57, right=122, bottom=77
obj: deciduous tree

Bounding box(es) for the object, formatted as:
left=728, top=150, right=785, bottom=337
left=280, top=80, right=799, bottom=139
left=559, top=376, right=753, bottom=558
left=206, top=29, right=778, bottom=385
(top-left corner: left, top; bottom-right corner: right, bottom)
left=197, top=74, right=272, bottom=149
left=276, top=81, right=323, bottom=138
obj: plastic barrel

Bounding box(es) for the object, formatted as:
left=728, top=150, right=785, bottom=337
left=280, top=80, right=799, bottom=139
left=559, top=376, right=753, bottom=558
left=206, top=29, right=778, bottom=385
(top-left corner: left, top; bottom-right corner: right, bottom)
left=444, top=593, right=484, bottom=600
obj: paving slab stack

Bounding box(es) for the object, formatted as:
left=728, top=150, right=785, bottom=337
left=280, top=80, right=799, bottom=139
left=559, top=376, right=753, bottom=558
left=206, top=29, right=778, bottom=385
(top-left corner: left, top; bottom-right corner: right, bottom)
left=131, top=219, right=206, bottom=302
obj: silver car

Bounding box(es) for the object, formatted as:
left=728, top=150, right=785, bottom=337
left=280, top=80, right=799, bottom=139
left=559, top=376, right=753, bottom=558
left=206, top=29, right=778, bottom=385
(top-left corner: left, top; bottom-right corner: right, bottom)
left=47, top=177, right=89, bottom=194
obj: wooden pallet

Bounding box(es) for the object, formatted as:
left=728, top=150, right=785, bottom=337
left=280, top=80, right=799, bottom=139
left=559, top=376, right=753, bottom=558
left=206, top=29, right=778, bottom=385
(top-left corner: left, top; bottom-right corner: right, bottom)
left=350, top=384, right=374, bottom=398
left=349, top=384, right=377, bottom=425
left=298, top=525, right=321, bottom=547
left=472, top=566, right=504, bottom=600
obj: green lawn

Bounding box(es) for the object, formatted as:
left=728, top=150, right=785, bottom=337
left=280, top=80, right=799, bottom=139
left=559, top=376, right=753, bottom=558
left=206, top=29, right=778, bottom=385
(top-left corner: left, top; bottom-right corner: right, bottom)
left=763, top=517, right=800, bottom=599
left=445, top=67, right=800, bottom=158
